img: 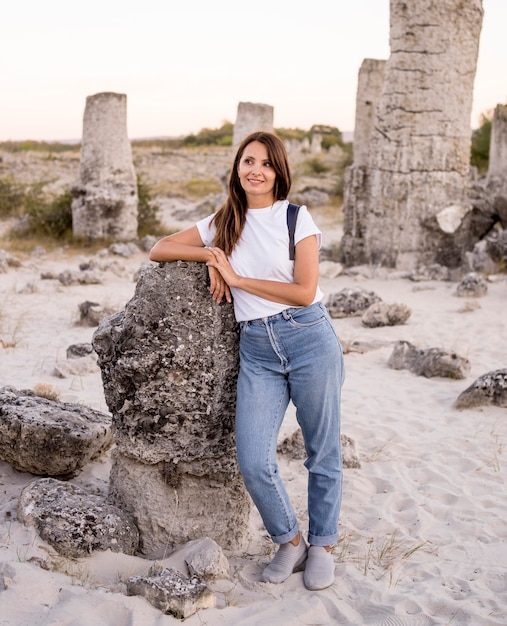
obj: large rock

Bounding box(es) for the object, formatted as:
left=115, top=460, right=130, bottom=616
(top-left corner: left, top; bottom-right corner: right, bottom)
left=387, top=341, right=471, bottom=379
left=17, top=478, right=139, bottom=558
left=233, top=101, right=274, bottom=148
left=127, top=567, right=215, bottom=619
left=456, top=368, right=507, bottom=408
left=342, top=0, right=483, bottom=269
left=71, top=92, right=138, bottom=241
left=0, top=387, right=112, bottom=476
left=92, top=261, right=251, bottom=556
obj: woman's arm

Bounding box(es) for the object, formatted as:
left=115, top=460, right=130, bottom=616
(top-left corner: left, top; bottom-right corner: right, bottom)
left=207, top=235, right=320, bottom=307
left=149, top=225, right=212, bottom=263
left=150, top=226, right=231, bottom=303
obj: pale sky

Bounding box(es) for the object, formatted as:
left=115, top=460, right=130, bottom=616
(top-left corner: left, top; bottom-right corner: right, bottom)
left=1, top=0, right=505, bottom=141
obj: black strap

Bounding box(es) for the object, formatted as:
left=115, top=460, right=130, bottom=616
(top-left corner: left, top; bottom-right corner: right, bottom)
left=286, top=203, right=301, bottom=261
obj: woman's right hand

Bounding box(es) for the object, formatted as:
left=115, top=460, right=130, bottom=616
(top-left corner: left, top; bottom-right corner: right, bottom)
left=208, top=265, right=232, bottom=304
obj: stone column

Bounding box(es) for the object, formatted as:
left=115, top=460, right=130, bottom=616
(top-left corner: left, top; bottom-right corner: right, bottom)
left=233, top=101, right=274, bottom=148
left=71, top=92, right=138, bottom=242
left=487, top=104, right=507, bottom=183
left=92, top=262, right=250, bottom=558
left=342, top=0, right=483, bottom=270
left=353, top=59, right=387, bottom=167
left=486, top=104, right=507, bottom=228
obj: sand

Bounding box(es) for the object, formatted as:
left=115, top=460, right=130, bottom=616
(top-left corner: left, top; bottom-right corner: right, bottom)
left=0, top=208, right=506, bottom=625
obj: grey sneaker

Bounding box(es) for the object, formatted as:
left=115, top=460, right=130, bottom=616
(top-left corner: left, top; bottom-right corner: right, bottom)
left=303, top=546, right=335, bottom=590
left=261, top=536, right=308, bottom=584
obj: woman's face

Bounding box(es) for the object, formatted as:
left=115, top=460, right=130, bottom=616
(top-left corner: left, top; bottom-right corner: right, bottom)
left=237, top=141, right=277, bottom=208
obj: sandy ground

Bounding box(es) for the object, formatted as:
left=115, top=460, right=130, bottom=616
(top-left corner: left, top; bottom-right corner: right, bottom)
left=0, top=198, right=506, bottom=625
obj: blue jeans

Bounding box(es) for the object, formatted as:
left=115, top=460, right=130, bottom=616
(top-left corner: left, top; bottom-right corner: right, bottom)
left=236, top=301, right=344, bottom=547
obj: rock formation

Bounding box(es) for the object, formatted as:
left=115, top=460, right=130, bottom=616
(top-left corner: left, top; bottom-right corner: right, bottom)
left=342, top=0, right=484, bottom=270
left=0, top=386, right=112, bottom=476
left=17, top=478, right=139, bottom=558
left=71, top=92, right=138, bottom=242
left=387, top=341, right=471, bottom=379
left=455, top=368, right=507, bottom=408
left=233, top=101, right=274, bottom=148
left=352, top=59, right=387, bottom=167
left=92, top=261, right=251, bottom=557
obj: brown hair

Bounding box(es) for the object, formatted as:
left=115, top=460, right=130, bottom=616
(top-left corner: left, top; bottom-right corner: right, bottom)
left=212, top=131, right=292, bottom=255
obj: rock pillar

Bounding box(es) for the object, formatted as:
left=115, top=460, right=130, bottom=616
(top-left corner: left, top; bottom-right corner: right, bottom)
left=486, top=104, right=507, bottom=228
left=233, top=101, right=274, bottom=148
left=92, top=262, right=250, bottom=557
left=71, top=92, right=138, bottom=242
left=487, top=104, right=507, bottom=183
left=342, top=0, right=483, bottom=269
left=353, top=59, right=387, bottom=167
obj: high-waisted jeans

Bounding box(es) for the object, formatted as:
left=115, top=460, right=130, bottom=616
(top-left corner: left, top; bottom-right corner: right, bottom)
left=236, top=301, right=344, bottom=547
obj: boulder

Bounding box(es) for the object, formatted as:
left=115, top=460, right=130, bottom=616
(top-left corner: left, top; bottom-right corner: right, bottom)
left=326, top=287, right=382, bottom=318
left=361, top=302, right=411, bottom=327
left=387, top=341, right=471, bottom=379
left=456, top=368, right=507, bottom=408
left=17, top=478, right=139, bottom=558
left=93, top=261, right=251, bottom=556
left=0, top=386, right=112, bottom=476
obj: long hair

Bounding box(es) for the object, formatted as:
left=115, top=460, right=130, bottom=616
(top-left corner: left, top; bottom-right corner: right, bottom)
left=212, top=131, right=292, bottom=255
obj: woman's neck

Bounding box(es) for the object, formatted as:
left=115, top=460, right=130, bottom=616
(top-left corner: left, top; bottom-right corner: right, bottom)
left=247, top=196, right=276, bottom=210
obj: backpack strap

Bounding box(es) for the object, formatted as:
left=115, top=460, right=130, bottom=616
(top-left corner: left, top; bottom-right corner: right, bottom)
left=286, top=203, right=301, bottom=261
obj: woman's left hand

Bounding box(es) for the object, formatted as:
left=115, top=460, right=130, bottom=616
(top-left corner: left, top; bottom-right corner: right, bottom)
left=206, top=247, right=240, bottom=289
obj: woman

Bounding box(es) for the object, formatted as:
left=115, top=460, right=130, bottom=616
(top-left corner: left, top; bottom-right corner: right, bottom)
left=150, top=131, right=344, bottom=591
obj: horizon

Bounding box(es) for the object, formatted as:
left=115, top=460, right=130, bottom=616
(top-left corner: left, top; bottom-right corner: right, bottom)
left=1, top=0, right=505, bottom=142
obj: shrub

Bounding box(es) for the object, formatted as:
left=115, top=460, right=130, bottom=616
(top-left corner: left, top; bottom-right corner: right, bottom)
left=137, top=174, right=164, bottom=237
left=26, top=190, right=73, bottom=239
left=302, top=157, right=331, bottom=175
left=471, top=110, right=493, bottom=174
left=182, top=122, right=233, bottom=147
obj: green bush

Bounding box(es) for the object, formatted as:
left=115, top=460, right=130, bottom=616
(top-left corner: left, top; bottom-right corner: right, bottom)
left=2, top=174, right=163, bottom=241
left=302, top=157, right=331, bottom=175
left=182, top=121, right=233, bottom=147
left=471, top=111, right=493, bottom=174
left=0, top=176, right=47, bottom=220
left=26, top=190, right=73, bottom=239
left=137, top=174, right=164, bottom=237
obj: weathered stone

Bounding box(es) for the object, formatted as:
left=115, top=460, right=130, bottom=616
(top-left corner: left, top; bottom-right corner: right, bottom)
left=108, top=450, right=249, bottom=557
left=361, top=302, right=411, bottom=327
left=58, top=269, right=102, bottom=286
left=233, top=102, right=274, bottom=148
left=52, top=354, right=99, bottom=379
left=456, top=368, right=507, bottom=408
left=0, top=249, right=22, bottom=272
left=184, top=537, right=230, bottom=581
left=66, top=343, right=94, bottom=359
left=342, top=0, right=483, bottom=269
left=17, top=478, right=139, bottom=558
left=92, top=261, right=250, bottom=555
left=455, top=272, right=488, bottom=297
left=71, top=92, right=138, bottom=241
left=278, top=429, right=361, bottom=469
left=353, top=58, right=387, bottom=166
left=0, top=386, right=112, bottom=476
left=77, top=300, right=118, bottom=327
left=486, top=228, right=507, bottom=265
left=487, top=104, right=507, bottom=186
left=326, top=287, right=382, bottom=318
left=387, top=341, right=471, bottom=379
left=409, top=264, right=452, bottom=282
left=108, top=242, right=141, bottom=258
left=127, top=567, right=215, bottom=619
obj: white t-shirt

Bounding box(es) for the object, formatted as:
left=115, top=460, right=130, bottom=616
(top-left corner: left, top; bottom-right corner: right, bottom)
left=196, top=199, right=324, bottom=322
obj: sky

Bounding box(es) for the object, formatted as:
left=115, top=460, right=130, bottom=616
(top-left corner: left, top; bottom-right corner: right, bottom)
left=1, top=0, right=506, bottom=142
